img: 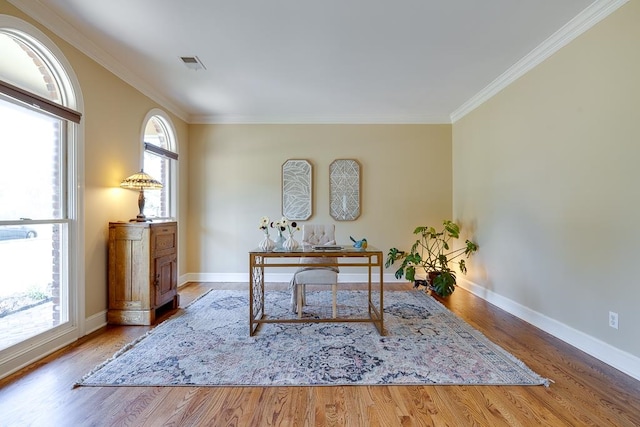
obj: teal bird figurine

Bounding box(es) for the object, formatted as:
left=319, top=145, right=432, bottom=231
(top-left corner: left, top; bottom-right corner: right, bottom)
left=350, top=236, right=368, bottom=249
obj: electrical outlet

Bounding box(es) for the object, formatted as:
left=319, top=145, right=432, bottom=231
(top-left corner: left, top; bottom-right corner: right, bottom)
left=609, top=311, right=619, bottom=329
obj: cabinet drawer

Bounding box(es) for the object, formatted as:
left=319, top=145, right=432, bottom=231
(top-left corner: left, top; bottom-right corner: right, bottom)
left=111, top=224, right=145, bottom=241
left=151, top=224, right=177, bottom=254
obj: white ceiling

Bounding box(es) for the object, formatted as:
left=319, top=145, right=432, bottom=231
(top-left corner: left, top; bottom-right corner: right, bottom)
left=8, top=0, right=614, bottom=124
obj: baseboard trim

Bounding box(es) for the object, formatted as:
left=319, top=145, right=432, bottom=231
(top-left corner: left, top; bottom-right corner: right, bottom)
left=457, top=278, right=640, bottom=382
left=84, top=310, right=107, bottom=335
left=0, top=326, right=79, bottom=380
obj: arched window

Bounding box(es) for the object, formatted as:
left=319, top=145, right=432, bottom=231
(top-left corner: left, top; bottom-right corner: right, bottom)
left=142, top=110, right=178, bottom=219
left=0, top=15, right=83, bottom=377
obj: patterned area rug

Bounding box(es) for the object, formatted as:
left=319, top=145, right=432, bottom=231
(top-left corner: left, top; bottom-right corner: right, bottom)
left=77, top=290, right=549, bottom=387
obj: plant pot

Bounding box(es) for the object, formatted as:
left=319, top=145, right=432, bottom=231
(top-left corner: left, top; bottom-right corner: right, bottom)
left=426, top=271, right=441, bottom=286
left=423, top=271, right=456, bottom=297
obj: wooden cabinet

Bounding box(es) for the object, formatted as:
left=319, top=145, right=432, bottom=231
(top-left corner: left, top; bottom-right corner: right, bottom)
left=108, top=221, right=179, bottom=325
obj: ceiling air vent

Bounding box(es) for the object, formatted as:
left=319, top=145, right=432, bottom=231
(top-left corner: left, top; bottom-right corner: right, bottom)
left=180, top=56, right=206, bottom=71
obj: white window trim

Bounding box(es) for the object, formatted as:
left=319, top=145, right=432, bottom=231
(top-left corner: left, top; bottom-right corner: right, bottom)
left=0, top=14, right=85, bottom=379
left=141, top=108, right=178, bottom=220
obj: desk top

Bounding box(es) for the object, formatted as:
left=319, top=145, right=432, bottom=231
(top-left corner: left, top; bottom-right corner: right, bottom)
left=250, top=244, right=381, bottom=255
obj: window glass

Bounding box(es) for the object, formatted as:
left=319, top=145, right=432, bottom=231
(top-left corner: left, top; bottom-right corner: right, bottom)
left=0, top=98, right=63, bottom=220
left=0, top=32, right=57, bottom=101
left=143, top=114, right=177, bottom=219
left=0, top=95, right=68, bottom=351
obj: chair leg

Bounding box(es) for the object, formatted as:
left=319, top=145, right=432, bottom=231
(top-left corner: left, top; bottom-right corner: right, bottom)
left=332, top=283, right=337, bottom=318
left=297, top=284, right=303, bottom=319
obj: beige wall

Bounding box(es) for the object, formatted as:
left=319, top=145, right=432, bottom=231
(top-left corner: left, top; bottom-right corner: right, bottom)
left=0, top=1, right=189, bottom=319
left=453, top=1, right=640, bottom=357
left=187, top=124, right=452, bottom=276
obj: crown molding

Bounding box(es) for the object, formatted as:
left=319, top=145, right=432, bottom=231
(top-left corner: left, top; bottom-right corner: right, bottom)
left=4, top=0, right=450, bottom=126
left=450, top=0, right=629, bottom=123
left=189, top=112, right=451, bottom=125
left=9, top=0, right=623, bottom=127
left=7, top=0, right=190, bottom=122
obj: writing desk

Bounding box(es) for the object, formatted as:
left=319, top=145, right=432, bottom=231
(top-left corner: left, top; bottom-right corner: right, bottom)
left=248, top=245, right=384, bottom=336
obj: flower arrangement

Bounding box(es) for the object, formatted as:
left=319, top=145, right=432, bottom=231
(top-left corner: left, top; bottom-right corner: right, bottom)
left=268, top=217, right=299, bottom=236
left=260, top=216, right=300, bottom=250
left=258, top=216, right=301, bottom=250
left=279, top=217, right=299, bottom=237
left=276, top=217, right=299, bottom=250
left=271, top=218, right=284, bottom=236
left=258, top=216, right=271, bottom=236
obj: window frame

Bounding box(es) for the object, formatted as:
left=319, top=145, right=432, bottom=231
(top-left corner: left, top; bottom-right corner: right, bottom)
left=141, top=109, right=178, bottom=220
left=0, top=15, right=85, bottom=379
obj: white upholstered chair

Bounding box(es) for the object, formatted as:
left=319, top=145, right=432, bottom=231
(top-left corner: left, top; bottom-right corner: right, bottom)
left=289, top=224, right=339, bottom=318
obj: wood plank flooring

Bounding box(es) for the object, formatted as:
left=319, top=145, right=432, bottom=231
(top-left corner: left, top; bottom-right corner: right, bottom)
left=1, top=282, right=639, bottom=426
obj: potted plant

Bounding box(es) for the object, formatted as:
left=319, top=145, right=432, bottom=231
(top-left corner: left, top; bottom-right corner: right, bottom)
left=385, top=220, right=478, bottom=297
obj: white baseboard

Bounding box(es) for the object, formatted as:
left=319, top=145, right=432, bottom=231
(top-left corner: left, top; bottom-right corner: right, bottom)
left=84, top=310, right=107, bottom=335
left=179, top=273, right=191, bottom=287
left=1, top=312, right=107, bottom=380
left=0, top=325, right=79, bottom=380
left=458, top=278, right=640, bottom=382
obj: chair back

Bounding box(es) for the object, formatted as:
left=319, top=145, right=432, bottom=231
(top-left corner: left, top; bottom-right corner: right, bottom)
left=302, top=224, right=336, bottom=246
left=300, top=224, right=338, bottom=268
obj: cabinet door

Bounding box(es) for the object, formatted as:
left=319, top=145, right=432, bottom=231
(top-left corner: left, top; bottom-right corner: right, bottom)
left=109, top=225, right=151, bottom=310
left=154, top=253, right=177, bottom=307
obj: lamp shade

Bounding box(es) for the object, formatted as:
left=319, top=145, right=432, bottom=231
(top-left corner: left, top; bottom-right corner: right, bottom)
left=120, top=169, right=162, bottom=222
left=120, top=170, right=163, bottom=190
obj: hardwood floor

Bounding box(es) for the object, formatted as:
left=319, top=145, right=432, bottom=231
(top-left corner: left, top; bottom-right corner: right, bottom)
left=1, top=282, right=639, bottom=426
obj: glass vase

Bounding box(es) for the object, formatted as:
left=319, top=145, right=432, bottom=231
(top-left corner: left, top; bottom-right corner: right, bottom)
left=274, top=229, right=285, bottom=250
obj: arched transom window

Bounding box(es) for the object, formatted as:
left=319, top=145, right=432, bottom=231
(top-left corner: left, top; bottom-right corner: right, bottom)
left=142, top=110, right=178, bottom=219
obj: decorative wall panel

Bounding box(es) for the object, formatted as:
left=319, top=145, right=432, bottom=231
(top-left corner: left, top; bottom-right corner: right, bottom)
left=330, top=159, right=360, bottom=221
left=282, top=159, right=312, bottom=220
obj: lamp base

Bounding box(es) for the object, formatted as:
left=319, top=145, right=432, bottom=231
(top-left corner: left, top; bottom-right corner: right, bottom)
left=129, top=189, right=153, bottom=222
left=130, top=215, right=153, bottom=222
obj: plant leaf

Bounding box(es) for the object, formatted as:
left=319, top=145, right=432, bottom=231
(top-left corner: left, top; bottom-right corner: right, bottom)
left=406, top=266, right=416, bottom=282
left=444, top=220, right=460, bottom=238
left=459, top=259, right=467, bottom=274
left=413, top=226, right=426, bottom=234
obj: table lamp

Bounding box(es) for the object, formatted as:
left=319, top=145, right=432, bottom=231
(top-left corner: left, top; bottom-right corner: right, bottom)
left=120, top=169, right=163, bottom=222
